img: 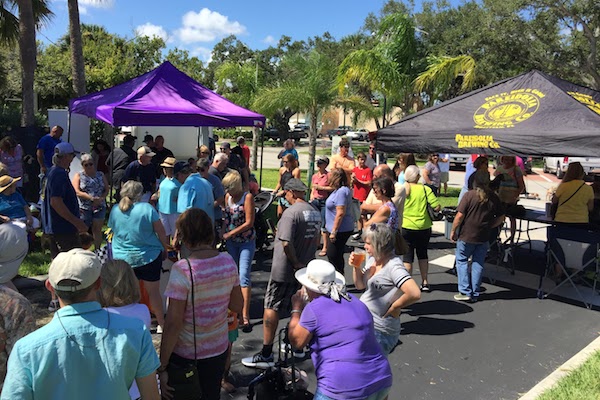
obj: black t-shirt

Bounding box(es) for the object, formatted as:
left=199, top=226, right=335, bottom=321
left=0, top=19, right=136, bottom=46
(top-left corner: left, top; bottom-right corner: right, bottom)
left=122, top=161, right=156, bottom=193
left=151, top=147, right=174, bottom=177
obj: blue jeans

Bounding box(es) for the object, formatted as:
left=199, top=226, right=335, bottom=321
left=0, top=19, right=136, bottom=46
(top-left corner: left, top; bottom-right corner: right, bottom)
left=455, top=240, right=489, bottom=298
left=374, top=329, right=399, bottom=356
left=314, top=387, right=391, bottom=400
left=226, top=239, right=255, bottom=287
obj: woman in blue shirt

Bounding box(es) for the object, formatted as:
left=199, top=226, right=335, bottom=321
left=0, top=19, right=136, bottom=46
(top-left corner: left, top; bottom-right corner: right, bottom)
left=325, top=168, right=355, bottom=274
left=109, top=181, right=169, bottom=331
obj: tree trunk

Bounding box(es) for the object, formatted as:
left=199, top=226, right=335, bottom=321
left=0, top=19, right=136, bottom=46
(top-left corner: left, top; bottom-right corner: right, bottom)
left=307, top=110, right=318, bottom=193
left=17, top=0, right=36, bottom=127
left=68, top=0, right=86, bottom=96
left=251, top=126, right=259, bottom=171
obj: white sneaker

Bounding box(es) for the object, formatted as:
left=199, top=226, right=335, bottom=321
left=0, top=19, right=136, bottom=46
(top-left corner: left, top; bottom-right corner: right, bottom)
left=352, top=232, right=362, bottom=240
left=241, top=352, right=275, bottom=369
left=156, top=325, right=163, bottom=334
left=48, top=299, right=60, bottom=312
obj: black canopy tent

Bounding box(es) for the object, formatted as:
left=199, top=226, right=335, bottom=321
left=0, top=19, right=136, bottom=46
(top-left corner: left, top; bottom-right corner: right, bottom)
left=376, top=70, right=600, bottom=157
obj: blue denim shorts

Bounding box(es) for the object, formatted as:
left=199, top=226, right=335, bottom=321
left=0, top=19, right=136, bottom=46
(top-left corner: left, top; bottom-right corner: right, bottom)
left=374, top=329, right=399, bottom=356
left=80, top=205, right=106, bottom=227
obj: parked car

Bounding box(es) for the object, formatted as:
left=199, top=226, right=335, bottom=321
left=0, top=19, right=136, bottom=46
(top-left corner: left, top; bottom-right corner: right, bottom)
left=448, top=154, right=470, bottom=169
left=327, top=125, right=353, bottom=140
left=543, top=156, right=600, bottom=178
left=264, top=127, right=282, bottom=141
left=346, top=128, right=370, bottom=141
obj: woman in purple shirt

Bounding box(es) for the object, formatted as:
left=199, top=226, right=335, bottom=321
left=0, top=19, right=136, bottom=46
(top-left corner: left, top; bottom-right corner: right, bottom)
left=289, top=259, right=392, bottom=400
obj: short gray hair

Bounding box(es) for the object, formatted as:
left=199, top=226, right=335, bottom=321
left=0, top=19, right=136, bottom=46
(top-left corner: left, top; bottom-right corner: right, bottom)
left=197, top=157, right=210, bottom=171
left=404, top=165, right=420, bottom=183
left=214, top=153, right=228, bottom=163
left=362, top=223, right=395, bottom=260
left=80, top=153, right=93, bottom=165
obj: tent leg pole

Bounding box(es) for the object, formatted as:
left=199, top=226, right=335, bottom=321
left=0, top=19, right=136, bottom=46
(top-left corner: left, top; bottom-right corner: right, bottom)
left=109, top=138, right=115, bottom=206
left=259, top=127, right=264, bottom=189
left=67, top=112, right=72, bottom=142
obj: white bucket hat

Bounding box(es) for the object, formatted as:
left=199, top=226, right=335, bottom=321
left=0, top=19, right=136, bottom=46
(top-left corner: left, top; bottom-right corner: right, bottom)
left=0, top=224, right=28, bottom=284
left=295, top=259, right=349, bottom=302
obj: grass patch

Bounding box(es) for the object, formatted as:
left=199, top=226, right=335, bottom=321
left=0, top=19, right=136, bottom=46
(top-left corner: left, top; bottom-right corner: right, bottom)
left=20, top=250, right=51, bottom=277
left=536, top=350, right=600, bottom=400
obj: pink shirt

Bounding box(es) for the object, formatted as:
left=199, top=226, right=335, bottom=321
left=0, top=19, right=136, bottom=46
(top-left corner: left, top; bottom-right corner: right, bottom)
left=165, top=253, right=240, bottom=359
left=311, top=171, right=330, bottom=200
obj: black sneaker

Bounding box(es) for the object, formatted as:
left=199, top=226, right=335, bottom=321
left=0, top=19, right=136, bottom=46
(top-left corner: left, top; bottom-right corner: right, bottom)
left=241, top=352, right=275, bottom=369
left=420, top=283, right=431, bottom=292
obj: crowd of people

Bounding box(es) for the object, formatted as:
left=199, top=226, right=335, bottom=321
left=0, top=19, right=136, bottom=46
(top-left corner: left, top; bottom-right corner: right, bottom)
left=1, top=126, right=600, bottom=399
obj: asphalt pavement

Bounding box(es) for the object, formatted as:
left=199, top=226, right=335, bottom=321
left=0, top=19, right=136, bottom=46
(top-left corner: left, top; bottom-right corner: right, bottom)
left=220, top=173, right=600, bottom=399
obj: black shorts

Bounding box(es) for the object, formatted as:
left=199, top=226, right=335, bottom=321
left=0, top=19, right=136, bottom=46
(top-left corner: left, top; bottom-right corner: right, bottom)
left=263, top=279, right=299, bottom=313
left=133, top=255, right=162, bottom=282
left=402, top=228, right=432, bottom=263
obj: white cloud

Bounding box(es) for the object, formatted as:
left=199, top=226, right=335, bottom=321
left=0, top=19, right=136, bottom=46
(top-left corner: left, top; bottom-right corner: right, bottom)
left=79, top=5, right=88, bottom=15
left=263, top=35, right=276, bottom=45
left=191, top=47, right=213, bottom=63
left=79, top=0, right=114, bottom=8
left=176, top=8, right=246, bottom=43
left=135, top=23, right=168, bottom=41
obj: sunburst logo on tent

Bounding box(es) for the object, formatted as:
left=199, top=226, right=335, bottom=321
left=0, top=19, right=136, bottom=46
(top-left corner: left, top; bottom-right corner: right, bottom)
left=473, top=89, right=544, bottom=129
left=567, top=92, right=600, bottom=115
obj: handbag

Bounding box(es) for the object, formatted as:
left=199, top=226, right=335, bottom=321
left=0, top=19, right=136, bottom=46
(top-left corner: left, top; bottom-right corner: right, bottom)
left=394, top=229, right=408, bottom=255
left=550, top=182, right=585, bottom=220
left=166, top=259, right=202, bottom=400
left=423, top=185, right=443, bottom=221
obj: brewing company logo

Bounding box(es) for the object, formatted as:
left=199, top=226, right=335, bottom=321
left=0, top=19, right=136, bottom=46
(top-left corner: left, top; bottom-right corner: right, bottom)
left=567, top=91, right=600, bottom=115
left=473, top=89, right=544, bottom=129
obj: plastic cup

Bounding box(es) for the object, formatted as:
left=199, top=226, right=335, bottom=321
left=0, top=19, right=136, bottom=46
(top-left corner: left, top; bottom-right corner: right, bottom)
left=351, top=248, right=367, bottom=268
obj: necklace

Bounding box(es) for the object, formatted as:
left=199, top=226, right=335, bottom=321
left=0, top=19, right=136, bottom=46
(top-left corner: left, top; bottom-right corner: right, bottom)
left=57, top=308, right=111, bottom=348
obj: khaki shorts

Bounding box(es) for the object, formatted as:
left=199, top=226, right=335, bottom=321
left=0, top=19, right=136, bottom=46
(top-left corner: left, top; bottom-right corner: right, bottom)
left=440, top=171, right=450, bottom=184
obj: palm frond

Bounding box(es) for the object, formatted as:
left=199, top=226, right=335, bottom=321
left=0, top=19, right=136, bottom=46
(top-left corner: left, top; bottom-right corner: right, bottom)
left=0, top=4, right=19, bottom=44
left=413, top=55, right=476, bottom=94
left=32, top=0, right=54, bottom=28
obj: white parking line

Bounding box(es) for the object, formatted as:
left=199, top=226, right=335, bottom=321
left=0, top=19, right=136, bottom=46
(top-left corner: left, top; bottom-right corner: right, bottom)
left=536, top=172, right=554, bottom=183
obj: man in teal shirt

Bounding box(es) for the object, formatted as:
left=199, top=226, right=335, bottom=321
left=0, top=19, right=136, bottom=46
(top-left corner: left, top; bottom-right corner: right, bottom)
left=176, top=169, right=215, bottom=223
left=2, top=249, right=160, bottom=400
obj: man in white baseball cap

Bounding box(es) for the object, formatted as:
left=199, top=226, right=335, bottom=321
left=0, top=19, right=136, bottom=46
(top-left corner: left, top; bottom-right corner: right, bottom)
left=2, top=249, right=160, bottom=400
left=122, top=146, right=157, bottom=202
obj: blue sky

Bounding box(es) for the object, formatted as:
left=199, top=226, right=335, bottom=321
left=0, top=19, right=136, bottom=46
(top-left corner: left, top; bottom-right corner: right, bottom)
left=39, top=0, right=412, bottom=62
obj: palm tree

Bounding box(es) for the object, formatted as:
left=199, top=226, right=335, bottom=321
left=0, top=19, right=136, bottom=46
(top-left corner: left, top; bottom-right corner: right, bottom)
left=338, top=13, right=417, bottom=127
left=0, top=0, right=52, bottom=126
left=254, top=50, right=337, bottom=183
left=67, top=0, right=85, bottom=96
left=215, top=61, right=262, bottom=170
left=414, top=55, right=476, bottom=106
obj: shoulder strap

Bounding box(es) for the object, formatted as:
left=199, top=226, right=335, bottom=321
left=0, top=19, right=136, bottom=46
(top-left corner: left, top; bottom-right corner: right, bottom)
left=558, top=182, right=586, bottom=208
left=184, top=258, right=197, bottom=360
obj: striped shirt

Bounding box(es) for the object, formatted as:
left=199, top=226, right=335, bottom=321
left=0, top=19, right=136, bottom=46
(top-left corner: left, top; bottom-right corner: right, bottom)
left=165, top=253, right=240, bottom=359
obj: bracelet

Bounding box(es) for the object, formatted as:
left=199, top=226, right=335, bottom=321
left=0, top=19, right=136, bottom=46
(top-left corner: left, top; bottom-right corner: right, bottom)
left=290, top=309, right=302, bottom=314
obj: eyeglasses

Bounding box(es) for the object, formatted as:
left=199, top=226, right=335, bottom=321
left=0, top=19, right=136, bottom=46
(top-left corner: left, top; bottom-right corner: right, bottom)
left=83, top=163, right=93, bottom=167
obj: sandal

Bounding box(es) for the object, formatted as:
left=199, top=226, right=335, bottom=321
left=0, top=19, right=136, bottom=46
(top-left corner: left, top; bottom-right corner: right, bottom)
left=221, top=379, right=236, bottom=393
left=318, top=250, right=327, bottom=257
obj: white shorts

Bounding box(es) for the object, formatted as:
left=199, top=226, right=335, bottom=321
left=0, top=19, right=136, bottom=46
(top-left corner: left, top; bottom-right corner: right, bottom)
left=159, top=212, right=179, bottom=236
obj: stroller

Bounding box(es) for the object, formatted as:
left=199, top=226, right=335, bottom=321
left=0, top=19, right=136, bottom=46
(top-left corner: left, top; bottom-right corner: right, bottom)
left=254, top=190, right=276, bottom=251
left=247, top=327, right=313, bottom=400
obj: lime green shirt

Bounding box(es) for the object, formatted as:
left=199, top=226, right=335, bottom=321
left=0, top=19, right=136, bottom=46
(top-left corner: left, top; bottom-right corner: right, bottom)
left=402, top=184, right=440, bottom=230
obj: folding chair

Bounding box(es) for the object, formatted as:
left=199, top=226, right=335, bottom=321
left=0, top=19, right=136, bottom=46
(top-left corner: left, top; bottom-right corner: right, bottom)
left=538, top=225, right=600, bottom=309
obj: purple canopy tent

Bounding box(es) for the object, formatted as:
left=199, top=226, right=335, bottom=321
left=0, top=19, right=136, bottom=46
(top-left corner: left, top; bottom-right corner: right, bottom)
left=68, top=61, right=267, bottom=193
left=69, top=61, right=265, bottom=128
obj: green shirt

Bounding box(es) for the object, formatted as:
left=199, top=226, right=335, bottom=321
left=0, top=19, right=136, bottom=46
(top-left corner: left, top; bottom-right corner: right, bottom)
left=402, top=183, right=440, bottom=230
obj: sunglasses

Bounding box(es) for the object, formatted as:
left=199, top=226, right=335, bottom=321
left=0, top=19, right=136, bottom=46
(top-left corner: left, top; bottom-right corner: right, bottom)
left=83, top=163, right=93, bottom=167
left=340, top=145, right=349, bottom=148
left=200, top=151, right=210, bottom=154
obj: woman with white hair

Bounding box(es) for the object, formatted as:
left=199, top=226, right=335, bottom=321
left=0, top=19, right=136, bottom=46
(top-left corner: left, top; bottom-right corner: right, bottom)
left=288, top=259, right=392, bottom=400
left=108, top=180, right=170, bottom=331
left=401, top=165, right=440, bottom=292
left=350, top=223, right=421, bottom=355
left=72, top=153, right=109, bottom=249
